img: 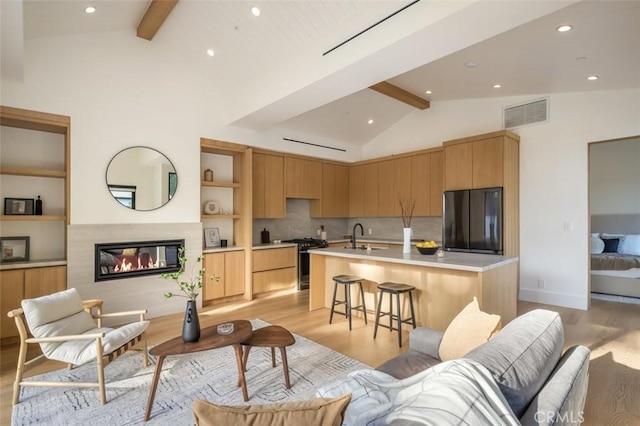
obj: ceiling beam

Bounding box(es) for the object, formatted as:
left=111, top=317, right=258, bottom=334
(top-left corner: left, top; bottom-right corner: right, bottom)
left=137, top=0, right=179, bottom=41
left=369, top=81, right=430, bottom=110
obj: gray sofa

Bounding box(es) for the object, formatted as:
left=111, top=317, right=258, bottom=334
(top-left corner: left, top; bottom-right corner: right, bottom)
left=375, top=309, right=590, bottom=425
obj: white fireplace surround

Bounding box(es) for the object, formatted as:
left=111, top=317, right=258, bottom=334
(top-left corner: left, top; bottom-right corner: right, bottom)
left=68, top=223, right=202, bottom=323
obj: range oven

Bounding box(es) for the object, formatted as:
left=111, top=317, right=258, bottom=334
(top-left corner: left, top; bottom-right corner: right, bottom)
left=282, top=238, right=328, bottom=290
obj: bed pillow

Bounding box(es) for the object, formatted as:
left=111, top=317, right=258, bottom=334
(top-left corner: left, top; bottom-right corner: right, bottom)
left=602, top=238, right=619, bottom=253
left=620, top=234, right=640, bottom=256
left=590, top=236, right=605, bottom=254
left=438, top=297, right=501, bottom=361
left=600, top=233, right=627, bottom=253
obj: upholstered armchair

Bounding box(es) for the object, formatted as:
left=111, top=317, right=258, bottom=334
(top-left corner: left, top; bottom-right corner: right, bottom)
left=7, top=288, right=149, bottom=405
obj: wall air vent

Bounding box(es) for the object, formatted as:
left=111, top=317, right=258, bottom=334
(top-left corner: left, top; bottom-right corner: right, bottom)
left=503, top=97, right=549, bottom=129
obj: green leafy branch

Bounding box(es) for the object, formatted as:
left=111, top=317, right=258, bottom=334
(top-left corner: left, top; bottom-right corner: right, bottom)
left=160, top=247, right=219, bottom=301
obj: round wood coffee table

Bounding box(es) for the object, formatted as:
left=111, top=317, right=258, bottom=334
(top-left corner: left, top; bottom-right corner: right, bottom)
left=238, top=325, right=296, bottom=397
left=144, top=319, right=252, bottom=421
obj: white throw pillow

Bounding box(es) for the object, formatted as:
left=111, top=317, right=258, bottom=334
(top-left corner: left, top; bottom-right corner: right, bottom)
left=590, top=236, right=605, bottom=254
left=620, top=234, right=640, bottom=256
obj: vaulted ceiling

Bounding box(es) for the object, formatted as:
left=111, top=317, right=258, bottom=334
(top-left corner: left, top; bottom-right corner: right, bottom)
left=2, top=1, right=639, bottom=146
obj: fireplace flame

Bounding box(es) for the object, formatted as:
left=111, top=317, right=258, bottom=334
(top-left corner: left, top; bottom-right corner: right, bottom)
left=114, top=255, right=157, bottom=273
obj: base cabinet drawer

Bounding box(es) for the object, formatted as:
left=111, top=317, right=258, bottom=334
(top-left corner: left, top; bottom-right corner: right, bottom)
left=1, top=266, right=66, bottom=339
left=253, top=247, right=297, bottom=272
left=252, top=268, right=297, bottom=294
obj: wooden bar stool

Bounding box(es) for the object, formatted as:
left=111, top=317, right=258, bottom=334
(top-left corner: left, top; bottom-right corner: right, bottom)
left=329, top=275, right=368, bottom=330
left=373, top=282, right=417, bottom=347
left=238, top=325, right=295, bottom=396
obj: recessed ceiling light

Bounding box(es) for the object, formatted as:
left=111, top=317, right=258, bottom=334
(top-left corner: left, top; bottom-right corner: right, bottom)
left=84, top=6, right=96, bottom=14
left=464, top=61, right=478, bottom=68
left=587, top=75, right=599, bottom=81
left=425, top=90, right=432, bottom=95
left=493, top=84, right=502, bottom=89
left=206, top=49, right=215, bottom=57
left=556, top=25, right=572, bottom=32
left=367, top=119, right=374, bottom=125
left=251, top=6, right=260, bottom=16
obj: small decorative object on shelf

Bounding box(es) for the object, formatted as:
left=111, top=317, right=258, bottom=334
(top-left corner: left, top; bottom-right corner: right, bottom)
left=0, top=236, right=30, bottom=263
left=217, top=323, right=234, bottom=335
left=4, top=198, right=35, bottom=215
left=204, top=168, right=213, bottom=182
left=35, top=196, right=43, bottom=215
left=160, top=247, right=220, bottom=342
left=399, top=195, right=416, bottom=254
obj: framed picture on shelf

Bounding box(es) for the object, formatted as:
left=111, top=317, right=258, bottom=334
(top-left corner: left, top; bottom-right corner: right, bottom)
left=204, top=227, right=221, bottom=248
left=0, top=236, right=30, bottom=263
left=4, top=198, right=35, bottom=215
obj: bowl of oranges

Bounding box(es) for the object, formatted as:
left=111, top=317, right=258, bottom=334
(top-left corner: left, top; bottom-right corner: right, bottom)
left=416, top=240, right=439, bottom=255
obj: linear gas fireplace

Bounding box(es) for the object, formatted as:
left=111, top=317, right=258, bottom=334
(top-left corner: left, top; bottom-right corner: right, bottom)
left=95, top=239, right=184, bottom=282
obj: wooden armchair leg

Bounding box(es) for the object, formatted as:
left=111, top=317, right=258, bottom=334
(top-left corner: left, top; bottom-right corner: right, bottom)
left=12, top=340, right=28, bottom=405
left=96, top=339, right=107, bottom=405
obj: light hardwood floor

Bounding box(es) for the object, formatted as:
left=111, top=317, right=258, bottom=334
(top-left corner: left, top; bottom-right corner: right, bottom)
left=1, top=290, right=639, bottom=425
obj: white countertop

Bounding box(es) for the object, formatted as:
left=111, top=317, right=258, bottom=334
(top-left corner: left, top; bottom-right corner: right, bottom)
left=0, top=259, right=67, bottom=271
left=252, top=243, right=298, bottom=251
left=203, top=246, right=245, bottom=254
left=310, top=247, right=518, bottom=272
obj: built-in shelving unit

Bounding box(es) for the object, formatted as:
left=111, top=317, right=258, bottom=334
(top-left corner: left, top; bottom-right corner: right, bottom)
left=0, top=106, right=70, bottom=342
left=200, top=138, right=253, bottom=301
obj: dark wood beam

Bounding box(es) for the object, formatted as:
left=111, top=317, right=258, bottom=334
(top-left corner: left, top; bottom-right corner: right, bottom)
left=369, top=81, right=430, bottom=110
left=137, top=0, right=179, bottom=41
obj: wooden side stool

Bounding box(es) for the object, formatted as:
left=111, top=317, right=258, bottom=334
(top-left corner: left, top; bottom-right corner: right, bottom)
left=373, top=282, right=417, bottom=347
left=329, top=275, right=368, bottom=330
left=238, top=325, right=295, bottom=395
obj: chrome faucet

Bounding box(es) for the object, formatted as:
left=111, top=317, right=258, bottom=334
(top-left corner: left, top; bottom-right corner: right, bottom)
left=352, top=223, right=364, bottom=249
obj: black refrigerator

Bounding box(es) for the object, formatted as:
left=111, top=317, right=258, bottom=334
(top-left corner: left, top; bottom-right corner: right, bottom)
left=443, top=187, right=503, bottom=254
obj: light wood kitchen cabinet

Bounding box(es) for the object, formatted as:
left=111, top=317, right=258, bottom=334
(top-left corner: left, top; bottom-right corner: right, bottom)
left=312, top=163, right=349, bottom=217
left=364, top=163, right=379, bottom=217
left=253, top=152, right=285, bottom=218
left=378, top=158, right=412, bottom=217
left=202, top=250, right=245, bottom=302
left=285, top=156, right=322, bottom=199
left=443, top=131, right=516, bottom=191
left=429, top=150, right=443, bottom=216
left=0, top=266, right=66, bottom=339
left=443, top=141, right=473, bottom=190
left=349, top=164, right=365, bottom=217
left=411, top=153, right=431, bottom=216
left=472, top=137, right=504, bottom=189
left=252, top=246, right=297, bottom=295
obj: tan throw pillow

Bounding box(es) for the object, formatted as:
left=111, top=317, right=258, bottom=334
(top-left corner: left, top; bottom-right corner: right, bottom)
left=438, top=297, right=501, bottom=361
left=193, top=394, right=352, bottom=426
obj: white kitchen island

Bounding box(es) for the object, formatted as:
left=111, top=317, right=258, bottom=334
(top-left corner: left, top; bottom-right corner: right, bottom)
left=309, top=247, right=519, bottom=330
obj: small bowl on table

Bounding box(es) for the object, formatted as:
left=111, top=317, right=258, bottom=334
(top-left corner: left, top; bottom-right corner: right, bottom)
left=416, top=246, right=438, bottom=255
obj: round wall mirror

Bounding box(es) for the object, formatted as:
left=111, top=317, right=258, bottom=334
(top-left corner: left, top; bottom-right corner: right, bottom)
left=106, top=146, right=177, bottom=211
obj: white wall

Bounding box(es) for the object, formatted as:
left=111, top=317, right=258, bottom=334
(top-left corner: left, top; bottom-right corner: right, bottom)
left=590, top=137, right=640, bottom=214
left=365, top=89, right=640, bottom=310
left=0, top=31, right=361, bottom=227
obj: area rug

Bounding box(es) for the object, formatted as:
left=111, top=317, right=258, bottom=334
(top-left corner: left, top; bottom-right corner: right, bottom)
left=11, top=319, right=370, bottom=426
left=591, top=292, right=640, bottom=305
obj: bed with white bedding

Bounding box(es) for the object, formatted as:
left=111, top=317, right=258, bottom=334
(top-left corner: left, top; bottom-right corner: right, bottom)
left=590, top=214, right=640, bottom=298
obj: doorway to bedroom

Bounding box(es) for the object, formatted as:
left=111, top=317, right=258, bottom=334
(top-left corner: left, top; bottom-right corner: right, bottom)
left=588, top=135, right=640, bottom=304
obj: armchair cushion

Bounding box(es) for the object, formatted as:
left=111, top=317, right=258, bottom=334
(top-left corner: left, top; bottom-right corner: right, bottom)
left=48, top=321, right=149, bottom=365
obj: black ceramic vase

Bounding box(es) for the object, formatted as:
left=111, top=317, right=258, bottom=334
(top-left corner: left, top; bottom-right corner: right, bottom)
left=182, top=300, right=201, bottom=343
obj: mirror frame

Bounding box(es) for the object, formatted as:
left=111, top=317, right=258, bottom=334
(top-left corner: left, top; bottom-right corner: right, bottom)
left=105, top=146, right=178, bottom=211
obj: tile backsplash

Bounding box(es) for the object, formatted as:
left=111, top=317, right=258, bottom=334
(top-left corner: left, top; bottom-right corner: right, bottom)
left=252, top=199, right=442, bottom=244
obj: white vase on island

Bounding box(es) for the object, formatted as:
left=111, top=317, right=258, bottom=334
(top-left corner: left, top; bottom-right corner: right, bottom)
left=403, top=228, right=412, bottom=254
